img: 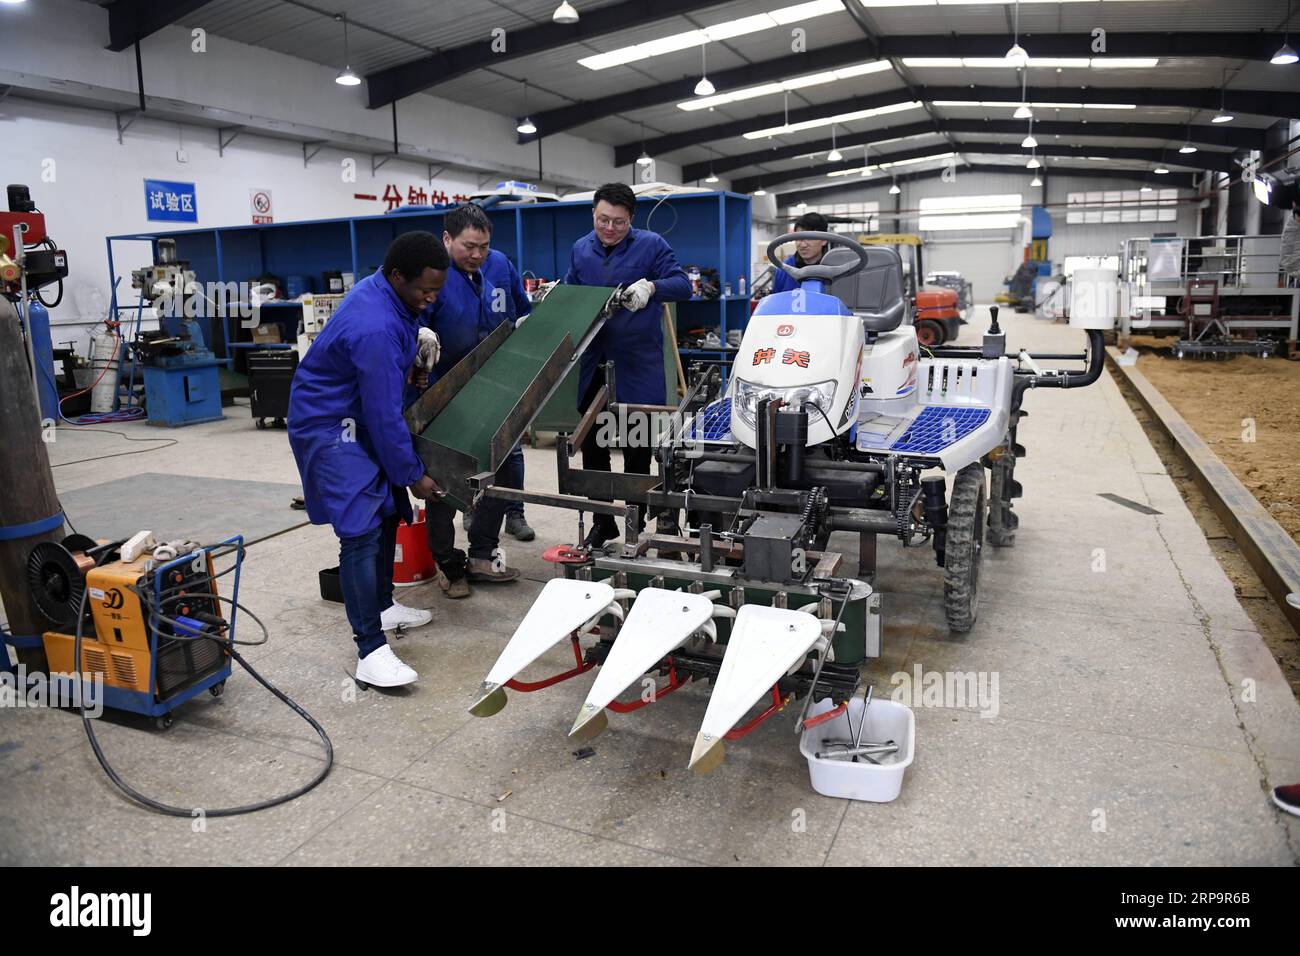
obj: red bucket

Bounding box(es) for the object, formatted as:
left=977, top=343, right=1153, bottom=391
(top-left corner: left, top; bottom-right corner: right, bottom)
left=394, top=506, right=437, bottom=587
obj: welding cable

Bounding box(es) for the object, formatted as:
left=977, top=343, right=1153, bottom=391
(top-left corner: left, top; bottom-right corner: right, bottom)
left=132, top=587, right=270, bottom=649
left=74, top=589, right=333, bottom=816
left=50, top=428, right=178, bottom=468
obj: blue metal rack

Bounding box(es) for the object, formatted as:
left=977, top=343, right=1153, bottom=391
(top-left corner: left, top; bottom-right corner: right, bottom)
left=105, top=192, right=752, bottom=386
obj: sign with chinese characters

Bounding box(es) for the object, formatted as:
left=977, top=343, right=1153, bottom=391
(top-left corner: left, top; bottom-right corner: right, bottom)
left=376, top=183, right=471, bottom=212
left=144, top=179, right=197, bottom=223
left=250, top=188, right=273, bottom=224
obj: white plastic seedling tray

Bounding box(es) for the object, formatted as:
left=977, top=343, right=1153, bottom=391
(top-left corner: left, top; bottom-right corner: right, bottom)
left=799, top=696, right=915, bottom=802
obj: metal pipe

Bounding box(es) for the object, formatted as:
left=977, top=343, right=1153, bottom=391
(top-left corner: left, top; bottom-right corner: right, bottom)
left=826, top=508, right=901, bottom=533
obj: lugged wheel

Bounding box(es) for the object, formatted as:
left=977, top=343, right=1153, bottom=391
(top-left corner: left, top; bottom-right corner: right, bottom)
left=944, top=462, right=986, bottom=633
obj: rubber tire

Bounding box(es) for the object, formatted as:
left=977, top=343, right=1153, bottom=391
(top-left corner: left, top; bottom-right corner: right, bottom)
left=916, top=319, right=944, bottom=348
left=944, top=462, right=986, bottom=633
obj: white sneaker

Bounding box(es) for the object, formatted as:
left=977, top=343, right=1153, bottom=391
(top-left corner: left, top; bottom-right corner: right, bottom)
left=355, top=644, right=418, bottom=687
left=380, top=600, right=432, bottom=631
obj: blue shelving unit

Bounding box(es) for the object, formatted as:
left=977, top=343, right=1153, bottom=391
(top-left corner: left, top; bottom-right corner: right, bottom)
left=105, top=192, right=752, bottom=406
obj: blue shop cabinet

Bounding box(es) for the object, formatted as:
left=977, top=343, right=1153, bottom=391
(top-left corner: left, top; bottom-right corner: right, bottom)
left=106, top=191, right=751, bottom=431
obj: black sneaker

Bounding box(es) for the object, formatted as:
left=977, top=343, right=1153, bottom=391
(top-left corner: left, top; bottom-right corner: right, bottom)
left=583, top=523, right=619, bottom=551
left=505, top=513, right=536, bottom=541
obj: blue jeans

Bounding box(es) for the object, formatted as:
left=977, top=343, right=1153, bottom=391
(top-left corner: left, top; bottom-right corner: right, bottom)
left=506, top=444, right=525, bottom=519
left=426, top=443, right=525, bottom=566
left=338, top=513, right=399, bottom=659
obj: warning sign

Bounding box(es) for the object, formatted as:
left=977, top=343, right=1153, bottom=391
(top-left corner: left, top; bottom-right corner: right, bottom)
left=250, top=188, right=273, bottom=224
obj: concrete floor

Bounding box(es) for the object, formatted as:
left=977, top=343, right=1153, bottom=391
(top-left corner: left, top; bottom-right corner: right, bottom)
left=3, top=307, right=1298, bottom=866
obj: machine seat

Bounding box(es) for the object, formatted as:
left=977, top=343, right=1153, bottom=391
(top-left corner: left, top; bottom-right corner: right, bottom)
left=823, top=247, right=909, bottom=333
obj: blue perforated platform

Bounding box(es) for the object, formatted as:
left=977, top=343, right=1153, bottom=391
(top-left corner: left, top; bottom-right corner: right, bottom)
left=687, top=398, right=734, bottom=442
left=889, top=405, right=990, bottom=454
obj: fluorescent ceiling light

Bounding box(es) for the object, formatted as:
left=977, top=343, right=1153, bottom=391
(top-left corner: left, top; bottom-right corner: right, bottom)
left=579, top=0, right=842, bottom=70
left=931, top=100, right=1135, bottom=110
left=745, top=100, right=921, bottom=139
left=678, top=60, right=892, bottom=111
left=828, top=151, right=955, bottom=177
left=902, top=57, right=1156, bottom=69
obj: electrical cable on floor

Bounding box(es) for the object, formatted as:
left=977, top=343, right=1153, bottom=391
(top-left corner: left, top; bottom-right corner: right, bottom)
left=74, top=584, right=334, bottom=817
left=50, top=428, right=178, bottom=468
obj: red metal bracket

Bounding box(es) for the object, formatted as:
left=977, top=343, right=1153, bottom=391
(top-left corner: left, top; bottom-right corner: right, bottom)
left=725, top=685, right=793, bottom=740
left=504, top=635, right=594, bottom=692
left=800, top=700, right=848, bottom=731
left=606, top=657, right=689, bottom=713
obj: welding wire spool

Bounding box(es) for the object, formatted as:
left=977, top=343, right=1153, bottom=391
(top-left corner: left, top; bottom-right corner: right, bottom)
left=26, top=540, right=88, bottom=628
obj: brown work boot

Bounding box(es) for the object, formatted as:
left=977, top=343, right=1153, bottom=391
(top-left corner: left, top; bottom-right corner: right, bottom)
left=436, top=569, right=471, bottom=599
left=467, top=557, right=521, bottom=583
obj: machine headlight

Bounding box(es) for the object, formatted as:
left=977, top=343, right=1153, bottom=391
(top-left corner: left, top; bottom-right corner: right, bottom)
left=733, top=378, right=837, bottom=429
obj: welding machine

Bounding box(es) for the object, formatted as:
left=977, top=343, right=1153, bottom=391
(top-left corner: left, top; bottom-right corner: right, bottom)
left=28, top=534, right=240, bottom=728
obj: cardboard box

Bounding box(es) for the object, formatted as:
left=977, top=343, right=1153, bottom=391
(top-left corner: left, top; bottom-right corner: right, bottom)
left=251, top=323, right=282, bottom=344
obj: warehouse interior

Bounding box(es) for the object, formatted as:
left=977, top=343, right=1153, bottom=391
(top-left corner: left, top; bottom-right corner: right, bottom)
left=1, top=0, right=1299, bottom=871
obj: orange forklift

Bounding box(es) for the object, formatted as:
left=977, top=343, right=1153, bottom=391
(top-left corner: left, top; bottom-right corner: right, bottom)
left=858, top=234, right=963, bottom=347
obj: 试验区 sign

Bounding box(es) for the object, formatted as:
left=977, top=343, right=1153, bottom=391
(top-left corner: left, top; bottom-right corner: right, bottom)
left=250, top=188, right=273, bottom=224
left=144, top=179, right=197, bottom=223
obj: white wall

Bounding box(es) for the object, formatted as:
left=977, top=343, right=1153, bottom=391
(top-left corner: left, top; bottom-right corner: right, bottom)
left=4, top=98, right=486, bottom=343
left=0, top=0, right=685, bottom=346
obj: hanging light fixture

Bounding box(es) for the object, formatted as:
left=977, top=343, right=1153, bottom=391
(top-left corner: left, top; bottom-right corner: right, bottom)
left=826, top=124, right=843, bottom=163
left=1006, top=0, right=1029, bottom=67
left=705, top=168, right=719, bottom=184
left=1178, top=116, right=1197, bottom=154
left=889, top=179, right=901, bottom=195
left=1272, top=0, right=1297, bottom=63
left=860, top=144, right=871, bottom=176
left=1030, top=173, right=1042, bottom=187
left=1154, top=165, right=1170, bottom=174
left=754, top=185, right=767, bottom=197
left=1021, top=116, right=1037, bottom=149
left=334, top=15, right=361, bottom=86
left=516, top=80, right=537, bottom=135
left=1026, top=154, right=1041, bottom=169
left=1013, top=67, right=1033, bottom=119
left=636, top=122, right=653, bottom=166
left=1212, top=69, right=1234, bottom=123
left=694, top=43, right=715, bottom=96
left=552, top=1, right=579, bottom=24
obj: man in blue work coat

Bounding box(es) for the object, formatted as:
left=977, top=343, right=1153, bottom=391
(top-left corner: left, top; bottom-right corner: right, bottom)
left=770, top=211, right=829, bottom=295
left=288, top=231, right=447, bottom=688
left=422, top=203, right=532, bottom=597
left=563, top=182, right=692, bottom=548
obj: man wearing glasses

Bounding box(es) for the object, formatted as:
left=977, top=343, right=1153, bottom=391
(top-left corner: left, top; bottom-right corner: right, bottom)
left=563, top=182, right=691, bottom=548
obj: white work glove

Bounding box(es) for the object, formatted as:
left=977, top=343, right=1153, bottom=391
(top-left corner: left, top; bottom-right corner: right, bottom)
left=416, top=327, right=441, bottom=371
left=621, top=278, right=656, bottom=312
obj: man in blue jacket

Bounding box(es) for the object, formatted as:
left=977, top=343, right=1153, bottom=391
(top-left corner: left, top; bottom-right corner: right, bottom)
left=563, top=182, right=692, bottom=548
left=771, top=211, right=829, bottom=295
left=423, top=204, right=531, bottom=598
left=288, top=231, right=446, bottom=688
